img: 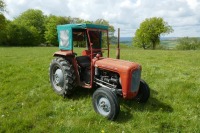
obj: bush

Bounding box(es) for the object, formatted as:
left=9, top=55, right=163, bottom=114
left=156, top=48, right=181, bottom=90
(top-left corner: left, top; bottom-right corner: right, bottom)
left=6, top=23, right=40, bottom=46
left=156, top=44, right=168, bottom=50
left=176, top=37, right=200, bottom=50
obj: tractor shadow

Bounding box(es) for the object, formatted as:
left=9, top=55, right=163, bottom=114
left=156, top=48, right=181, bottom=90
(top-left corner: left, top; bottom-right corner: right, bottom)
left=65, top=87, right=95, bottom=100
left=116, top=88, right=173, bottom=123
left=65, top=87, right=173, bottom=123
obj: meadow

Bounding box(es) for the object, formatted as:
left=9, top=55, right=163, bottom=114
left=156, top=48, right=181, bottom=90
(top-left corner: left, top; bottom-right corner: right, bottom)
left=0, top=47, right=199, bottom=132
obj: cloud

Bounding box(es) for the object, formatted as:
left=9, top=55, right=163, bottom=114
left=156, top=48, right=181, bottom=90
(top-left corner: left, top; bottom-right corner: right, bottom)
left=3, top=0, right=200, bottom=37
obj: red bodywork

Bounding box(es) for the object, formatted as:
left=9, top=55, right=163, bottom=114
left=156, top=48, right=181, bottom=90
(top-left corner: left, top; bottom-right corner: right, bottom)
left=93, top=58, right=141, bottom=99
left=53, top=50, right=141, bottom=99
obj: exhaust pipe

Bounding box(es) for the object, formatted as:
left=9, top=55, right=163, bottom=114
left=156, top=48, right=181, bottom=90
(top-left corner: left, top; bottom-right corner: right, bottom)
left=116, top=28, right=120, bottom=59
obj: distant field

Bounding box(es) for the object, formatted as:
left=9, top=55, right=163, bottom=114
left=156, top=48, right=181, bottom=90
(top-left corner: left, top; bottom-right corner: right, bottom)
left=120, top=37, right=178, bottom=49
left=160, top=39, right=178, bottom=49
left=0, top=47, right=200, bottom=132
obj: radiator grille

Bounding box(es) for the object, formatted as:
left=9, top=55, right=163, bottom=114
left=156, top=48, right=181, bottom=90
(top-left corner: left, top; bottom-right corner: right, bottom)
left=131, top=68, right=141, bottom=92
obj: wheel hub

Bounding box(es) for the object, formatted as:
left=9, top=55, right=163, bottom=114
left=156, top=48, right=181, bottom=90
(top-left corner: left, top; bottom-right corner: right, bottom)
left=54, top=69, right=64, bottom=86
left=97, top=97, right=111, bottom=116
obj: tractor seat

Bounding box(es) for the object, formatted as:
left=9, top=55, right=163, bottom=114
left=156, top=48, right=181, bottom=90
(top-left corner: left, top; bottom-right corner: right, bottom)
left=76, top=56, right=91, bottom=68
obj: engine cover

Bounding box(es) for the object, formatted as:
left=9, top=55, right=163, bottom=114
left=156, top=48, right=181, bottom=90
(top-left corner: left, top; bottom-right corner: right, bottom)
left=93, top=58, right=141, bottom=99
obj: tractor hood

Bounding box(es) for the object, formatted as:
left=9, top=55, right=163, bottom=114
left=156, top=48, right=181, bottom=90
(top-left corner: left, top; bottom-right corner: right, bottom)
left=93, top=58, right=142, bottom=99
left=93, top=58, right=141, bottom=73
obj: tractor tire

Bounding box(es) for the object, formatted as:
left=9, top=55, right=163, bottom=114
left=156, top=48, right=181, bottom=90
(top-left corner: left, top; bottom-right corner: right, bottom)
left=135, top=80, right=150, bottom=103
left=49, top=57, right=76, bottom=97
left=92, top=87, right=120, bottom=120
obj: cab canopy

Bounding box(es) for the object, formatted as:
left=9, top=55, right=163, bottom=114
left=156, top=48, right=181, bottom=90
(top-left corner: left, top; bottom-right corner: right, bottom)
left=57, top=23, right=108, bottom=50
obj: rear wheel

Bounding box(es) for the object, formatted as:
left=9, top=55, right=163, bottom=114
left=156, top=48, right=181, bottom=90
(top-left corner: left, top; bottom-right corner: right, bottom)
left=135, top=80, right=150, bottom=103
left=92, top=87, right=120, bottom=120
left=49, top=57, right=76, bottom=97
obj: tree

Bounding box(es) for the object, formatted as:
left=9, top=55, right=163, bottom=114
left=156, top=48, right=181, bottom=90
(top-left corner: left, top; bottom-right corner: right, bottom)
left=0, top=0, right=6, bottom=13
left=134, top=17, right=173, bottom=49
left=44, top=15, right=70, bottom=46
left=94, top=19, right=115, bottom=47
left=0, top=14, right=6, bottom=45
left=13, top=9, right=46, bottom=44
left=69, top=17, right=85, bottom=24
left=95, top=19, right=115, bottom=34
left=84, top=20, right=92, bottom=24
left=0, top=13, right=5, bottom=29
left=6, top=23, right=40, bottom=46
left=176, top=37, right=200, bottom=50
left=0, top=0, right=7, bottom=45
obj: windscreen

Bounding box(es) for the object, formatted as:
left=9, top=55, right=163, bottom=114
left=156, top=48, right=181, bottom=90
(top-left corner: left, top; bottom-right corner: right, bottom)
left=89, top=31, right=102, bottom=49
left=72, top=29, right=87, bottom=48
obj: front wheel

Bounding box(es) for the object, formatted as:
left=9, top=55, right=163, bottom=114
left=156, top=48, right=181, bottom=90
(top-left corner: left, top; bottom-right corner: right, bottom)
left=135, top=80, right=150, bottom=103
left=92, top=87, right=120, bottom=120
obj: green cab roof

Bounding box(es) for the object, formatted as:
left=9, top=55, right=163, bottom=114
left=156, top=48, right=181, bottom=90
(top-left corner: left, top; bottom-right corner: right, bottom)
left=57, top=23, right=108, bottom=30
left=57, top=23, right=108, bottom=50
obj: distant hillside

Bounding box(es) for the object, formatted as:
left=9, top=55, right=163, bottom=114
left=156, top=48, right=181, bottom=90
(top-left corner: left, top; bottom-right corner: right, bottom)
left=119, top=37, right=178, bottom=49
left=120, top=37, right=132, bottom=45
left=160, top=37, right=178, bottom=41
left=119, top=37, right=200, bottom=49
left=120, top=37, right=178, bottom=41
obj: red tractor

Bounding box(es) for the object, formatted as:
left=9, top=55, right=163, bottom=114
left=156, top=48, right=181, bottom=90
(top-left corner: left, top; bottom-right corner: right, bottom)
left=49, top=24, right=150, bottom=120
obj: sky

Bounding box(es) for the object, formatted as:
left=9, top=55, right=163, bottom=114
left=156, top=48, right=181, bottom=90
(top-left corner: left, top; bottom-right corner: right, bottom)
left=4, top=0, right=200, bottom=37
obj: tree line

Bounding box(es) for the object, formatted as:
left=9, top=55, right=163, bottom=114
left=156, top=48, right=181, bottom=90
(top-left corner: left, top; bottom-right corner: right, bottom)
left=1, top=0, right=199, bottom=50
left=0, top=8, right=115, bottom=46
left=0, top=0, right=173, bottom=49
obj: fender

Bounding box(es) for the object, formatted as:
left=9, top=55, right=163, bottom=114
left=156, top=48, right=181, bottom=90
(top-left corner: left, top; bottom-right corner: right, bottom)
left=53, top=50, right=80, bottom=85
left=53, top=50, right=74, bottom=57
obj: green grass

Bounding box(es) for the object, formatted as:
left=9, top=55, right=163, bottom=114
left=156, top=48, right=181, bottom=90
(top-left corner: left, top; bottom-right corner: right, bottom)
left=0, top=47, right=200, bottom=132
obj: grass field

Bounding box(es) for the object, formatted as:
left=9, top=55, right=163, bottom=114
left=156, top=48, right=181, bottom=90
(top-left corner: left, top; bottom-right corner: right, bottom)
left=0, top=47, right=200, bottom=132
